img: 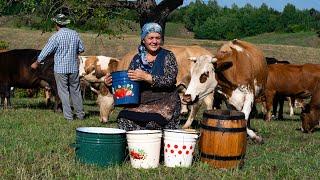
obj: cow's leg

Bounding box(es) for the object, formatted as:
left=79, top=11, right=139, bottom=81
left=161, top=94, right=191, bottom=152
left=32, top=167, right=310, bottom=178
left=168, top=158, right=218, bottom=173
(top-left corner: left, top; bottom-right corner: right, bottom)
left=177, top=86, right=189, bottom=115
left=44, top=87, right=52, bottom=107
left=288, top=97, right=294, bottom=116
left=53, top=95, right=62, bottom=113
left=179, top=93, right=189, bottom=115
left=228, top=87, right=262, bottom=143
left=3, top=97, right=8, bottom=109
left=272, top=94, right=279, bottom=119
left=182, top=101, right=202, bottom=129
left=3, top=85, right=11, bottom=109
left=278, top=95, right=285, bottom=120
left=265, top=90, right=276, bottom=122
left=242, top=92, right=263, bottom=143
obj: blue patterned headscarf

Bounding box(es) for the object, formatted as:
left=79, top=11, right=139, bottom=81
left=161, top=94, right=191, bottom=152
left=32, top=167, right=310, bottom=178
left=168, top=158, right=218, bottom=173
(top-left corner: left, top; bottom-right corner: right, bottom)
left=138, top=23, right=162, bottom=65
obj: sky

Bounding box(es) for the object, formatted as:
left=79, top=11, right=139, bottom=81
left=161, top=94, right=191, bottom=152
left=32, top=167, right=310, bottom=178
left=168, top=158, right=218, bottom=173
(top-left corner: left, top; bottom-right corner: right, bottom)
left=181, top=0, right=320, bottom=11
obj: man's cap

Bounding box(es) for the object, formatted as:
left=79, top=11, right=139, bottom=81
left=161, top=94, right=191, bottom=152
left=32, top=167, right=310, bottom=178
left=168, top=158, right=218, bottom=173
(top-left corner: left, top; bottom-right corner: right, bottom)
left=51, top=14, right=70, bottom=25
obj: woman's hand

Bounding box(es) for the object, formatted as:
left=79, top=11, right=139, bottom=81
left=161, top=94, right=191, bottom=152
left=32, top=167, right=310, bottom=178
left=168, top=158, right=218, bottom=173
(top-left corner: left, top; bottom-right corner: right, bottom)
left=128, top=69, right=153, bottom=84
left=104, top=73, right=112, bottom=86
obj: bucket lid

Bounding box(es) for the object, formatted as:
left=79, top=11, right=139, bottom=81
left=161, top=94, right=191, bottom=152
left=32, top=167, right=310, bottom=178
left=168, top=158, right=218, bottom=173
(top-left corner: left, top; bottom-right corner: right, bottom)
left=164, top=129, right=199, bottom=134
left=76, top=127, right=126, bottom=134
left=126, top=130, right=162, bottom=135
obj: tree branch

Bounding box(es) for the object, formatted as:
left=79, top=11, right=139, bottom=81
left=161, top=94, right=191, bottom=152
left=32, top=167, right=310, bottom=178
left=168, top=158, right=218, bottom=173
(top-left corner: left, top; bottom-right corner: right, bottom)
left=157, top=0, right=183, bottom=13
left=90, top=0, right=139, bottom=9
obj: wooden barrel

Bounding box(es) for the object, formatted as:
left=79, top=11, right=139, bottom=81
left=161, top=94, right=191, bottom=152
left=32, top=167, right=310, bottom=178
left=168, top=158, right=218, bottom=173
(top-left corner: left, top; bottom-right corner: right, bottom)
left=200, top=109, right=247, bottom=169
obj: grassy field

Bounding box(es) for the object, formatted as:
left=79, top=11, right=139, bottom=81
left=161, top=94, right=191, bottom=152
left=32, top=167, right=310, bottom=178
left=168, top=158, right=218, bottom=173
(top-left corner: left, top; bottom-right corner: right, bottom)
left=1, top=98, right=319, bottom=179
left=243, top=31, right=320, bottom=48
left=1, top=26, right=320, bottom=179
left=1, top=26, right=320, bottom=64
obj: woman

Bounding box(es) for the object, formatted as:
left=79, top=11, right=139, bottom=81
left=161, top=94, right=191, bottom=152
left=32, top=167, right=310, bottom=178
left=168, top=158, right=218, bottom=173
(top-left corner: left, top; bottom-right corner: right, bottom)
left=105, top=23, right=181, bottom=131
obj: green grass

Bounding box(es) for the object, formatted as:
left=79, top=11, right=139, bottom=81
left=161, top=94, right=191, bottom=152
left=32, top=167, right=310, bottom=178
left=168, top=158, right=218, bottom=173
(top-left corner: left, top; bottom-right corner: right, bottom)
left=243, top=31, right=320, bottom=48
left=1, top=98, right=319, bottom=179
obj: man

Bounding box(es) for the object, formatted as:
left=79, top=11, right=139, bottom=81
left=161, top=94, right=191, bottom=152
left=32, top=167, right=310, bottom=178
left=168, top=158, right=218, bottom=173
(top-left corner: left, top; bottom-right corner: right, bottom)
left=31, top=13, right=85, bottom=121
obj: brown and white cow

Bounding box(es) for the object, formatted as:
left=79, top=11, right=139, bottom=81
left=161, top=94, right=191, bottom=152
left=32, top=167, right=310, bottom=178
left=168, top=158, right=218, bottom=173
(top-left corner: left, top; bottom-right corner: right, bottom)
left=264, top=63, right=320, bottom=132
left=94, top=45, right=214, bottom=123
left=79, top=56, right=119, bottom=83
left=182, top=40, right=268, bottom=143
left=78, top=55, right=120, bottom=122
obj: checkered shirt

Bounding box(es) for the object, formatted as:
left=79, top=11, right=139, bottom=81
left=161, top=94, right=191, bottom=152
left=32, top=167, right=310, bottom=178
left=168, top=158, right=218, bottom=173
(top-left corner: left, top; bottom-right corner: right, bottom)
left=37, top=28, right=85, bottom=73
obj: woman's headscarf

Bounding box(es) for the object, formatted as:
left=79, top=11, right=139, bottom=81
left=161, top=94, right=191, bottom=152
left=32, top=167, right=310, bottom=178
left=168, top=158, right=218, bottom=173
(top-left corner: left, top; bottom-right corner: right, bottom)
left=138, top=23, right=162, bottom=65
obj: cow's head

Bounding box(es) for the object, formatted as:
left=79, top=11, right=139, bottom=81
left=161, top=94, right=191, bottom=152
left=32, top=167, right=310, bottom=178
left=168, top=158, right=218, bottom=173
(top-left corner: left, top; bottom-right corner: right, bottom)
left=301, top=105, right=319, bottom=133
left=215, top=40, right=242, bottom=60
left=182, top=55, right=218, bottom=104
left=92, top=84, right=114, bottom=123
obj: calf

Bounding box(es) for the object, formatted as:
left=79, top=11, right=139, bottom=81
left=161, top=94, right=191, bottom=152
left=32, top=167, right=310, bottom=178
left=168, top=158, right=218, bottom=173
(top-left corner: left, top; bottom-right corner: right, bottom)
left=265, top=57, right=295, bottom=119
left=183, top=40, right=268, bottom=143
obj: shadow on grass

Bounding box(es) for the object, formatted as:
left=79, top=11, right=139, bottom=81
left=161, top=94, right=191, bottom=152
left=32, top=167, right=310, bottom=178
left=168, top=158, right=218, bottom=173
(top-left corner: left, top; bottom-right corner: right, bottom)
left=83, top=101, right=97, bottom=106
left=86, top=110, right=100, bottom=118
left=253, top=112, right=301, bottom=122
left=295, top=127, right=320, bottom=133
left=10, top=101, right=55, bottom=110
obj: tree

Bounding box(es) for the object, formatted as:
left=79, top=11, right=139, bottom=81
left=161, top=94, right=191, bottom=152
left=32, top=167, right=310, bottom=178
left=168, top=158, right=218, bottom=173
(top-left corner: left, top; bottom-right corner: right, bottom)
left=2, top=0, right=183, bottom=43
left=90, top=0, right=184, bottom=43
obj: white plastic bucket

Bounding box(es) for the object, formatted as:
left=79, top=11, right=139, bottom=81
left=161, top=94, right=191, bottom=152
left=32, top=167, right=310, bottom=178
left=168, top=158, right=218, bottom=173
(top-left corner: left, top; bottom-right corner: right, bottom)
left=126, top=130, right=162, bottom=169
left=163, top=129, right=199, bottom=167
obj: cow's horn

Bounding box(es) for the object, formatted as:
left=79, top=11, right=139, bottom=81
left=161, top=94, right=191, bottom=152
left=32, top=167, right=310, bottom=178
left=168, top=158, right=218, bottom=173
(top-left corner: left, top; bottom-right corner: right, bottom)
left=188, top=56, right=197, bottom=61
left=210, top=57, right=218, bottom=63
left=90, top=86, right=100, bottom=94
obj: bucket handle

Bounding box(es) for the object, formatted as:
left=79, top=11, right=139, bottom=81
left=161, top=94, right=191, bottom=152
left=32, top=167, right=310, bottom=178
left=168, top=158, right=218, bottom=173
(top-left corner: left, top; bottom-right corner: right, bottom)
left=69, top=143, right=80, bottom=150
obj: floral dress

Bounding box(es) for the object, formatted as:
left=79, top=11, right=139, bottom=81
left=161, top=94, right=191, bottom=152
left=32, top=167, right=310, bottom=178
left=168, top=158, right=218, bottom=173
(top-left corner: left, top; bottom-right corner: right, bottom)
left=117, top=48, right=181, bottom=131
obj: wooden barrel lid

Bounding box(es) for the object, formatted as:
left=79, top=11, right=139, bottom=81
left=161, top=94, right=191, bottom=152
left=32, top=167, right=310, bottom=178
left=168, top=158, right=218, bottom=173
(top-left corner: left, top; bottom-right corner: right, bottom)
left=203, top=109, right=245, bottom=120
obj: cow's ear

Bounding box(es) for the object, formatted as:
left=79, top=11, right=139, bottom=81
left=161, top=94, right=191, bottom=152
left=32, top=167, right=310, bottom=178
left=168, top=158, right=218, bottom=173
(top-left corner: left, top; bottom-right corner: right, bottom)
left=215, top=61, right=233, bottom=73
left=109, top=58, right=120, bottom=72
left=188, top=56, right=197, bottom=62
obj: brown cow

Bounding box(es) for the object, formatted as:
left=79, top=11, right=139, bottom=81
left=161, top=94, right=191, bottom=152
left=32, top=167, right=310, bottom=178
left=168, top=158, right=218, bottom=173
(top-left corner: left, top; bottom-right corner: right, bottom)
left=264, top=63, right=320, bottom=132
left=263, top=57, right=301, bottom=119
left=0, top=49, right=60, bottom=111
left=91, top=45, right=214, bottom=123
left=182, top=40, right=268, bottom=143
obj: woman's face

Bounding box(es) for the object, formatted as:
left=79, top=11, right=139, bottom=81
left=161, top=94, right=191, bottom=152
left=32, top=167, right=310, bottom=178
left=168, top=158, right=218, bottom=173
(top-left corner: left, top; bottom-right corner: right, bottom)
left=143, top=32, right=161, bottom=53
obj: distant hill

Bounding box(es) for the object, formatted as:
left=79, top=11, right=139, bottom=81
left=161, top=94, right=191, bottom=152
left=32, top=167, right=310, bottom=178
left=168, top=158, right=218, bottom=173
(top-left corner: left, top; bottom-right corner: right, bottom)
left=243, top=32, right=320, bottom=48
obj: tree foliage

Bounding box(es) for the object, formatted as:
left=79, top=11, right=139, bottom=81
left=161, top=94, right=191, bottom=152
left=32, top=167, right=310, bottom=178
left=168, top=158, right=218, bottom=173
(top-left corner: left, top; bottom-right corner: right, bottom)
left=176, top=1, right=320, bottom=40
left=1, top=0, right=320, bottom=40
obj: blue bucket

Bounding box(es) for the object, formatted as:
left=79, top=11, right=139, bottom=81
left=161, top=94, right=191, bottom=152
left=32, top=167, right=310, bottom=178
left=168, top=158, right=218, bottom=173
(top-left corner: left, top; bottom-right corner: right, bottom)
left=111, top=70, right=140, bottom=106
